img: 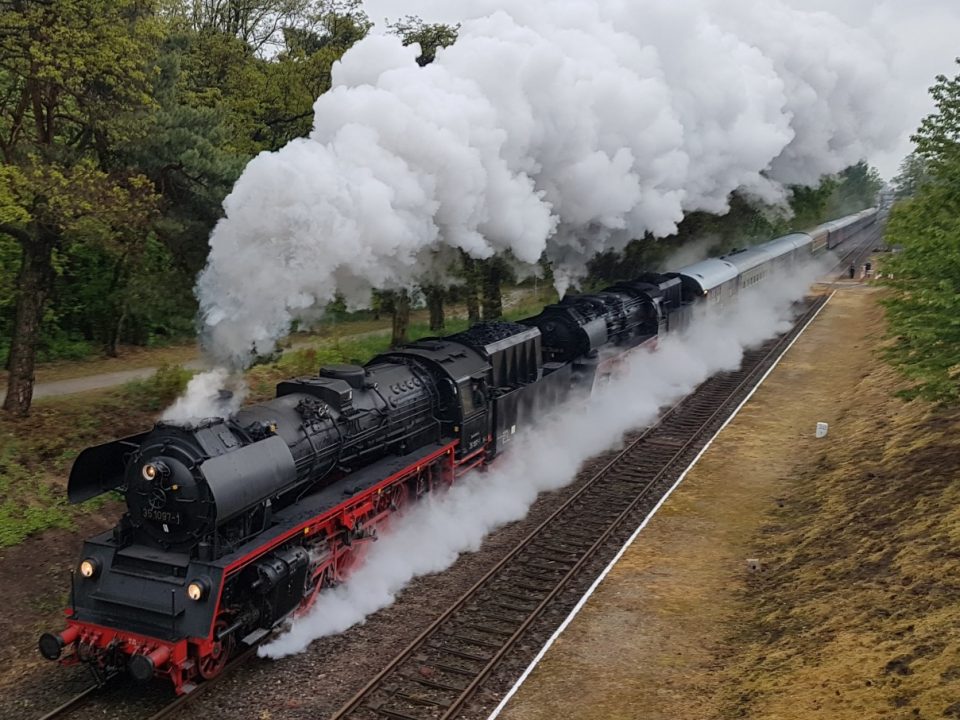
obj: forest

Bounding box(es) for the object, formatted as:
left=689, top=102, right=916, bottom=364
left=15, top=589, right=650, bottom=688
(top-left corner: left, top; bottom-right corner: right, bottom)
left=883, top=59, right=960, bottom=402
left=0, top=0, right=883, bottom=416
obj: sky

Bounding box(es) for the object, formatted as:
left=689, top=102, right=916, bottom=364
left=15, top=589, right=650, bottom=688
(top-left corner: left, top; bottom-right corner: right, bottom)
left=364, top=0, right=960, bottom=180
left=788, top=0, right=960, bottom=178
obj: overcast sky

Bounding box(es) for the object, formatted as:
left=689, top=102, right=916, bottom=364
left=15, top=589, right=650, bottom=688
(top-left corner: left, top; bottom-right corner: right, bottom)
left=785, top=0, right=960, bottom=179
left=365, top=0, right=960, bottom=180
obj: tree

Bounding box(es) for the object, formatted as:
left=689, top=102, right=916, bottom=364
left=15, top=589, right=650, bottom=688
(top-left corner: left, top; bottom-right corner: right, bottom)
left=480, top=257, right=512, bottom=321
left=388, top=15, right=459, bottom=66
left=423, top=285, right=445, bottom=332
left=0, top=0, right=161, bottom=415
left=789, top=179, right=839, bottom=230
left=387, top=16, right=461, bottom=329
left=172, top=0, right=371, bottom=155
left=913, top=60, right=960, bottom=173
left=124, top=41, right=246, bottom=275
left=881, top=182, right=960, bottom=400
left=881, top=60, right=960, bottom=401
left=893, top=153, right=931, bottom=199
left=826, top=161, right=883, bottom=217
left=389, top=290, right=410, bottom=348
left=171, top=0, right=316, bottom=56
left=458, top=251, right=481, bottom=324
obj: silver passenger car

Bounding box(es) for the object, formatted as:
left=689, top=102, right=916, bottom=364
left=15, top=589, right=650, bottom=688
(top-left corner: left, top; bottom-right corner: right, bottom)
left=672, top=257, right=740, bottom=306
left=723, top=232, right=813, bottom=290
left=671, top=207, right=877, bottom=309
left=810, top=208, right=878, bottom=249
left=674, top=232, right=813, bottom=305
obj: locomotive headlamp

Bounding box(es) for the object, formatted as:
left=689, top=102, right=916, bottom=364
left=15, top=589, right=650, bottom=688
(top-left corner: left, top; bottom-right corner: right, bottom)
left=186, top=576, right=211, bottom=602
left=142, top=460, right=169, bottom=482
left=79, top=557, right=101, bottom=579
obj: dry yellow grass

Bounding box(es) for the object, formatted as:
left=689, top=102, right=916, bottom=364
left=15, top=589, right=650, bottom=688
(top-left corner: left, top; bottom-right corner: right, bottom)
left=724, top=341, right=960, bottom=719
left=500, top=286, right=960, bottom=720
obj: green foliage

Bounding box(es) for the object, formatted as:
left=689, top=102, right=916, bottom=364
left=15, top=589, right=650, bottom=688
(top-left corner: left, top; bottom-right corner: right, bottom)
left=0, top=233, right=19, bottom=351
left=0, top=0, right=372, bottom=377
left=172, top=0, right=372, bottom=155
left=122, top=363, right=194, bottom=410
left=881, top=190, right=960, bottom=401
left=35, top=333, right=95, bottom=364
left=788, top=179, right=840, bottom=230
left=826, top=161, right=883, bottom=217
left=882, top=60, right=960, bottom=401
left=0, top=443, right=76, bottom=546
left=389, top=15, right=460, bottom=65
left=0, top=0, right=165, bottom=391
left=913, top=59, right=960, bottom=173
left=893, top=153, right=932, bottom=199
left=0, top=441, right=75, bottom=547
left=127, top=47, right=247, bottom=263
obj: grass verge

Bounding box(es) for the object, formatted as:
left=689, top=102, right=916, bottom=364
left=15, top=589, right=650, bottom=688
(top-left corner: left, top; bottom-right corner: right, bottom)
left=720, top=362, right=960, bottom=718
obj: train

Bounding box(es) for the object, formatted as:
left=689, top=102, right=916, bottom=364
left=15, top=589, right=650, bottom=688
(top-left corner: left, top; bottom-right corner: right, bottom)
left=39, top=208, right=877, bottom=694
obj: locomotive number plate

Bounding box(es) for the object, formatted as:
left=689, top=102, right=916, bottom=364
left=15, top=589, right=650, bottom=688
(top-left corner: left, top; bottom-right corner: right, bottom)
left=143, top=509, right=182, bottom=525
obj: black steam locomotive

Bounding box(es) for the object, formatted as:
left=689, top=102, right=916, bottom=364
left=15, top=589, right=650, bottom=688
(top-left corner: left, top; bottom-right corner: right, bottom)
left=40, top=273, right=689, bottom=693
left=39, top=208, right=877, bottom=694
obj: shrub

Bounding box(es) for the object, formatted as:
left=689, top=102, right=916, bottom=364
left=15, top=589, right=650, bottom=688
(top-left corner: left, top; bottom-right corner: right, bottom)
left=122, top=364, right=193, bottom=410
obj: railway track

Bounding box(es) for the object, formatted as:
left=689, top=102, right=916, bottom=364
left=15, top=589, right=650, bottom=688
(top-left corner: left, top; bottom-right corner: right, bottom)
left=34, top=686, right=98, bottom=720
left=832, top=221, right=885, bottom=279
left=329, top=294, right=831, bottom=720
left=33, top=644, right=261, bottom=720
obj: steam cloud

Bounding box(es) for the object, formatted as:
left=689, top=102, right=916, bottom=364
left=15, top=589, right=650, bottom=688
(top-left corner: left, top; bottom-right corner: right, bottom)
left=161, top=369, right=246, bottom=425
left=197, top=0, right=899, bottom=366
left=259, top=257, right=829, bottom=658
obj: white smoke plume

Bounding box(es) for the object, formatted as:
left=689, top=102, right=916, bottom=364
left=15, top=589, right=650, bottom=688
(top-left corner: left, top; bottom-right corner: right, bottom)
left=161, top=369, right=247, bottom=424
left=196, top=0, right=900, bottom=367
left=778, top=0, right=960, bottom=179
left=259, top=257, right=829, bottom=658
left=658, top=234, right=722, bottom=272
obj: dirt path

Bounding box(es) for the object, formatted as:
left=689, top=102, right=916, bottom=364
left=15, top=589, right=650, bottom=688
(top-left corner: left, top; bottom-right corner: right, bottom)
left=0, top=288, right=546, bottom=404
left=0, top=328, right=392, bottom=405
left=497, top=285, right=960, bottom=720
left=1, top=361, right=206, bottom=403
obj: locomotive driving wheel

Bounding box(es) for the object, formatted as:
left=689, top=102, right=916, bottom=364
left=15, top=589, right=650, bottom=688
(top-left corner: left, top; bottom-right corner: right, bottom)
left=198, top=618, right=235, bottom=680
left=389, top=482, right=411, bottom=513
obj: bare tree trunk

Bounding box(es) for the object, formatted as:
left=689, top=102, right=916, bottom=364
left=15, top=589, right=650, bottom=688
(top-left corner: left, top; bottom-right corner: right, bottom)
left=3, top=227, right=55, bottom=417
left=390, top=290, right=410, bottom=348
left=466, top=285, right=480, bottom=324
left=105, top=255, right=128, bottom=358
left=460, top=251, right=480, bottom=324
left=107, top=305, right=127, bottom=358
left=481, top=259, right=503, bottom=321
left=425, top=285, right=445, bottom=332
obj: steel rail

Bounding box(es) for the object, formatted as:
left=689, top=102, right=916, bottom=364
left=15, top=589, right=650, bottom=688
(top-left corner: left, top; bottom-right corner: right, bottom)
left=330, top=296, right=828, bottom=720
left=144, top=643, right=262, bottom=720
left=34, top=685, right=99, bottom=720
left=31, top=643, right=262, bottom=720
